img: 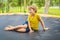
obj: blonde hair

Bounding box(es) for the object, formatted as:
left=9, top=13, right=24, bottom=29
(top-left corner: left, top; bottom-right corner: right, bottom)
left=28, top=6, right=37, bottom=13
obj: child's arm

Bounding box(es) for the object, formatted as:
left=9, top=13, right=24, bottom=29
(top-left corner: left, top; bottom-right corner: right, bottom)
left=28, top=15, right=34, bottom=33
left=39, top=17, right=48, bottom=31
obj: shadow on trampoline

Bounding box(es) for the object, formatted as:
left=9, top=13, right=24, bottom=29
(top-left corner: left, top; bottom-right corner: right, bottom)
left=0, top=15, right=60, bottom=40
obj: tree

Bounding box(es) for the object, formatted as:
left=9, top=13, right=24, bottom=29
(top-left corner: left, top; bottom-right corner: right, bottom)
left=24, top=0, right=27, bottom=12
left=0, top=0, right=5, bottom=13
left=44, top=0, right=50, bottom=14
left=29, top=0, right=33, bottom=5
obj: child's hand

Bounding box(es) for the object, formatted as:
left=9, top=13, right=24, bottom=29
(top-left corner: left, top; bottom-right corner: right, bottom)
left=43, top=28, right=49, bottom=31
left=29, top=30, right=34, bottom=33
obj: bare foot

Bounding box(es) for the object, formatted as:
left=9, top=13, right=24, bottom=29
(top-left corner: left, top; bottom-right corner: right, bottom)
left=4, top=25, right=14, bottom=31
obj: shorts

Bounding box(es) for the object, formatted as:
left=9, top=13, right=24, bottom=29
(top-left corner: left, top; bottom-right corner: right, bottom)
left=23, top=21, right=30, bottom=33
left=23, top=21, right=38, bottom=33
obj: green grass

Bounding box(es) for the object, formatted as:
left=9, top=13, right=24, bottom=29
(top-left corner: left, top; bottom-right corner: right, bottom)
left=37, top=8, right=60, bottom=16
left=9, top=7, right=21, bottom=13
left=0, top=9, right=2, bottom=13
left=48, top=8, right=60, bottom=16
left=37, top=8, right=44, bottom=14
left=0, top=7, right=60, bottom=16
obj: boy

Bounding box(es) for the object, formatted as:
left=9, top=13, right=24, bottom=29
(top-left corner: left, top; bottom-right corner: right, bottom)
left=4, top=6, right=48, bottom=33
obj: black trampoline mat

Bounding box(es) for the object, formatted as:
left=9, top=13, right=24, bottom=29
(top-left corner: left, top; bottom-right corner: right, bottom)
left=0, top=15, right=60, bottom=40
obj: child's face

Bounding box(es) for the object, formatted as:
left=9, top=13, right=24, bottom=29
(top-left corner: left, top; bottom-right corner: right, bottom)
left=29, top=9, right=35, bottom=15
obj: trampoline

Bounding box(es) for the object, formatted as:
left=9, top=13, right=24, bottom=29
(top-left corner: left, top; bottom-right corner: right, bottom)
left=0, top=15, right=60, bottom=40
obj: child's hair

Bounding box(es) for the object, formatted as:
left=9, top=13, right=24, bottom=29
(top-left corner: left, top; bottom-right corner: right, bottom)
left=28, top=6, right=37, bottom=13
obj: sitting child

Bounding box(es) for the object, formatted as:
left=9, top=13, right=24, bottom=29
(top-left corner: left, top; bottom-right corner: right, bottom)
left=4, top=6, right=49, bottom=33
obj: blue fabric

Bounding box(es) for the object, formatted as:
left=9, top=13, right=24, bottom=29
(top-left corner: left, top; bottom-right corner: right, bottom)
left=26, top=27, right=30, bottom=33
left=23, top=21, right=28, bottom=25
left=23, top=21, right=30, bottom=32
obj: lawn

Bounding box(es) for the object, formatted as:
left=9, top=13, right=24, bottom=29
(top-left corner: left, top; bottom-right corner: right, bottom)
left=37, top=7, right=60, bottom=16
left=0, top=7, right=60, bottom=16
left=48, top=8, right=60, bottom=16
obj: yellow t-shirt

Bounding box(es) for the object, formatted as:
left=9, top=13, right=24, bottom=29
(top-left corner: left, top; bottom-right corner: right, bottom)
left=28, top=14, right=41, bottom=30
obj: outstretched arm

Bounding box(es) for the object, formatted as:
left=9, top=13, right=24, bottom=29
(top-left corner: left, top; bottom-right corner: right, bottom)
left=40, top=18, right=48, bottom=31
left=38, top=15, right=48, bottom=31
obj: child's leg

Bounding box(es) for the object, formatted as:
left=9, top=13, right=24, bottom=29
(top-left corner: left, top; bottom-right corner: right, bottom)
left=4, top=24, right=27, bottom=31
left=4, top=26, right=26, bottom=33
left=16, top=28, right=26, bottom=33
left=15, top=26, right=30, bottom=33
left=15, top=24, right=27, bottom=29
left=4, top=25, right=15, bottom=31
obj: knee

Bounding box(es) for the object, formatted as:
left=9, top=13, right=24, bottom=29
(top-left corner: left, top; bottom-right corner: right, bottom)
left=24, top=24, right=27, bottom=28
